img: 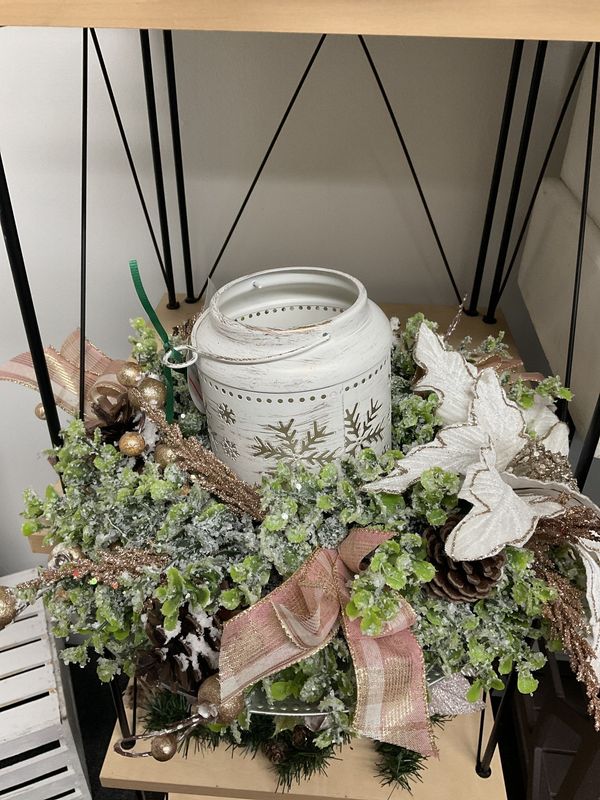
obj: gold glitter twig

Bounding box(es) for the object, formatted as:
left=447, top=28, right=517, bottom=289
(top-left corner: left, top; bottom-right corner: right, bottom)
left=138, top=398, right=264, bottom=521
left=19, top=547, right=170, bottom=594
left=530, top=505, right=600, bottom=730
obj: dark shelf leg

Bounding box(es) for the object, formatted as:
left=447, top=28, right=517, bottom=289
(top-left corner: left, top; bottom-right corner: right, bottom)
left=140, top=29, right=179, bottom=310
left=476, top=671, right=517, bottom=778
left=78, top=28, right=88, bottom=420
left=484, top=41, right=547, bottom=324
left=497, top=43, right=592, bottom=301
left=0, top=150, right=62, bottom=447
left=163, top=30, right=196, bottom=304
left=466, top=40, right=523, bottom=316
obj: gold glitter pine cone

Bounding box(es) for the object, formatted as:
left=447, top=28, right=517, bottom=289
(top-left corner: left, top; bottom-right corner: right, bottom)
left=424, top=512, right=506, bottom=602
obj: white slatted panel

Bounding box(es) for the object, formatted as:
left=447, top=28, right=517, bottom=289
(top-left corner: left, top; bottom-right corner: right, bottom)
left=5, top=767, right=77, bottom=799
left=0, top=569, right=91, bottom=799
left=0, top=695, right=62, bottom=759
left=0, top=744, right=69, bottom=791
left=0, top=664, right=55, bottom=708
left=0, top=613, right=47, bottom=649
left=0, top=639, right=52, bottom=679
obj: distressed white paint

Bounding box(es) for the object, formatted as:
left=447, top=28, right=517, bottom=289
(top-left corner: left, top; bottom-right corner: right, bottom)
left=0, top=570, right=91, bottom=798
left=192, top=267, right=392, bottom=483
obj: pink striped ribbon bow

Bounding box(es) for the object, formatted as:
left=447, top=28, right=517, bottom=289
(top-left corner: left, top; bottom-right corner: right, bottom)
left=219, top=527, right=437, bottom=756
left=0, top=329, right=126, bottom=420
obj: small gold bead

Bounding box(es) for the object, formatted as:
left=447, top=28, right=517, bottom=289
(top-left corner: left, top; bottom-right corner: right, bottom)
left=117, top=363, right=143, bottom=388
left=118, top=432, right=146, bottom=457
left=34, top=403, right=46, bottom=420
left=155, top=443, right=177, bottom=468
left=196, top=674, right=244, bottom=724
left=150, top=733, right=178, bottom=762
left=130, top=378, right=167, bottom=410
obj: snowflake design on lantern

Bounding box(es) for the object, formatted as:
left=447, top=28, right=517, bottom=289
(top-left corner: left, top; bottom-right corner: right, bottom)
left=217, top=403, right=236, bottom=425
left=251, top=419, right=339, bottom=468
left=344, top=399, right=385, bottom=456
left=220, top=437, right=239, bottom=460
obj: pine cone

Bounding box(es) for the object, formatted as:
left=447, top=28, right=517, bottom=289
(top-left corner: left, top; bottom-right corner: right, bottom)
left=87, top=391, right=140, bottom=444
left=262, top=739, right=290, bottom=764
left=291, top=725, right=312, bottom=749
left=136, top=600, right=220, bottom=695
left=424, top=513, right=506, bottom=602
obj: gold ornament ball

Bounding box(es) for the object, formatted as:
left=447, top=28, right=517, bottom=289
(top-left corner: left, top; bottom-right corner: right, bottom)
left=118, top=432, right=146, bottom=457
left=48, top=543, right=84, bottom=570
left=150, top=733, right=178, bottom=762
left=138, top=377, right=167, bottom=409
left=34, top=403, right=46, bottom=420
left=155, top=443, right=177, bottom=468
left=0, top=586, right=18, bottom=631
left=197, top=674, right=244, bottom=725
left=117, top=363, right=143, bottom=388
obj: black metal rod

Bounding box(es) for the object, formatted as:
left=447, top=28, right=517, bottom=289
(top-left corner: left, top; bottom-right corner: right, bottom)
left=90, top=29, right=169, bottom=287
left=109, top=678, right=147, bottom=799
left=0, top=151, right=62, bottom=447
left=575, top=393, right=600, bottom=490
left=466, top=41, right=524, bottom=316
left=140, top=29, right=179, bottom=310
left=109, top=678, right=131, bottom=739
left=484, top=41, right=548, bottom=324
left=163, top=30, right=195, bottom=304
left=498, top=42, right=593, bottom=299
left=561, top=42, right=599, bottom=417
left=358, top=35, right=461, bottom=304
left=475, top=690, right=488, bottom=770
left=132, top=676, right=138, bottom=734
left=79, top=28, right=88, bottom=420
left=476, top=670, right=517, bottom=777
left=196, top=34, right=327, bottom=301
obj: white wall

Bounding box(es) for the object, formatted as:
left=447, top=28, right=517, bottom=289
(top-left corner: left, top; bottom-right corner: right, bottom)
left=0, top=28, right=580, bottom=573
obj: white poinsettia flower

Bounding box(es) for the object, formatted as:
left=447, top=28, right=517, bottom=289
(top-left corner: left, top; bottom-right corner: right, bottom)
left=521, top=394, right=570, bottom=457
left=413, top=323, right=569, bottom=455
left=366, top=365, right=528, bottom=496
left=365, top=323, right=566, bottom=561
left=413, top=323, right=477, bottom=425
left=445, top=445, right=563, bottom=561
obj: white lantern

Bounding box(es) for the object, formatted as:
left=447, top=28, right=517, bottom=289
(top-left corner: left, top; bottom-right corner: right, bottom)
left=191, top=267, right=392, bottom=485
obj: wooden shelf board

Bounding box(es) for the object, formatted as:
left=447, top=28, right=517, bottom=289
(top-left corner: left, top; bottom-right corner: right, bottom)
left=101, top=698, right=506, bottom=799
left=0, top=0, right=596, bottom=42
left=27, top=531, right=52, bottom=555
left=155, top=293, right=518, bottom=354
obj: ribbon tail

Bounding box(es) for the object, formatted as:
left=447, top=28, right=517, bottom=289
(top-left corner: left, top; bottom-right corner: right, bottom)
left=342, top=610, right=437, bottom=757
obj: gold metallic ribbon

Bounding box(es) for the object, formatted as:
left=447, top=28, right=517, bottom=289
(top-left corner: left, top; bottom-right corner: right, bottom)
left=0, top=329, right=126, bottom=421
left=219, top=527, right=437, bottom=756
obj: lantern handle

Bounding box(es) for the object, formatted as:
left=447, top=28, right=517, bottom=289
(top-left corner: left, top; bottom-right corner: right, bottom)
left=163, top=332, right=330, bottom=368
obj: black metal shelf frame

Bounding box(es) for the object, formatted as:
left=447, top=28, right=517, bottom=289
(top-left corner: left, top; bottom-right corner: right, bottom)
left=0, top=30, right=599, bottom=794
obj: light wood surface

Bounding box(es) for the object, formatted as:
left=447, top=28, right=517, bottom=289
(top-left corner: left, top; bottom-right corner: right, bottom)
left=0, top=0, right=597, bottom=42
left=101, top=698, right=506, bottom=799
left=156, top=293, right=517, bottom=354
left=27, top=531, right=52, bottom=555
